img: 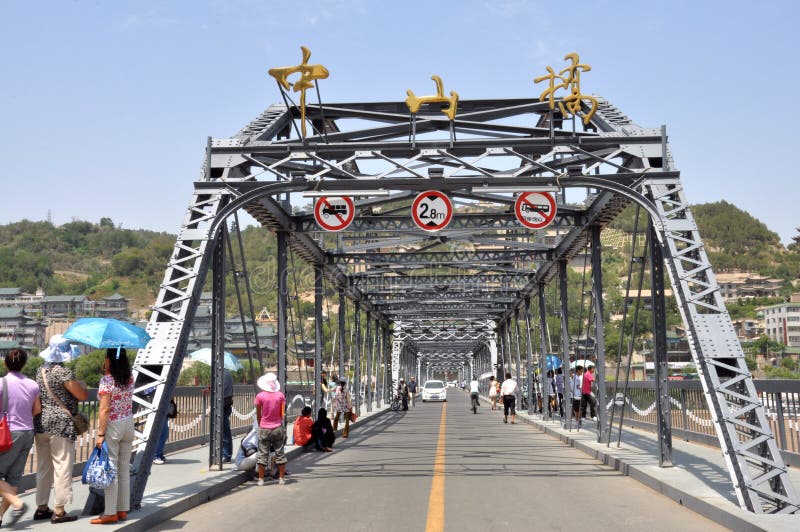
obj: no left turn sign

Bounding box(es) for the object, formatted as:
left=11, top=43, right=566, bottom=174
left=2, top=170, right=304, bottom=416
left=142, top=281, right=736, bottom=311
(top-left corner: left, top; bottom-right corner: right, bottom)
left=314, top=196, right=355, bottom=232
left=411, top=191, right=453, bottom=231
left=514, top=192, right=557, bottom=229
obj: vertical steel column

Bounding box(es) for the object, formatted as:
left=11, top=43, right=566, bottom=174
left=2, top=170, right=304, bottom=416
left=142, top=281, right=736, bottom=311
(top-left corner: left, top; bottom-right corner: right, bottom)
left=649, top=224, right=673, bottom=466
left=314, top=266, right=323, bottom=418
left=524, top=298, right=535, bottom=415
left=513, top=310, right=523, bottom=404
left=559, top=260, right=573, bottom=430
left=276, top=232, right=288, bottom=402
left=353, top=302, right=362, bottom=414
left=209, top=232, right=226, bottom=469
left=591, top=226, right=608, bottom=442
left=338, top=290, right=346, bottom=382
left=375, top=321, right=383, bottom=408
left=537, top=284, right=548, bottom=419
left=365, top=316, right=373, bottom=412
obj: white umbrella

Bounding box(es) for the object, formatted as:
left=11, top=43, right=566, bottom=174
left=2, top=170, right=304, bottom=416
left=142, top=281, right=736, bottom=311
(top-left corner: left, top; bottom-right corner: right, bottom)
left=189, top=348, right=243, bottom=371
left=478, top=371, right=495, bottom=380
left=570, top=359, right=595, bottom=369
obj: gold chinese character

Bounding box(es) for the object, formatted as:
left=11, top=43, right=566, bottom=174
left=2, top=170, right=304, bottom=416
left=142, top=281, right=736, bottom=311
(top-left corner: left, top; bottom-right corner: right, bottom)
left=405, top=75, right=459, bottom=120
left=268, top=46, right=330, bottom=138
left=534, top=52, right=597, bottom=126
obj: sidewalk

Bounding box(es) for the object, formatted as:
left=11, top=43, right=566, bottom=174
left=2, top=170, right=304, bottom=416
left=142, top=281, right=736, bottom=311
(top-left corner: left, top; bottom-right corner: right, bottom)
left=12, top=405, right=390, bottom=532
left=512, top=405, right=800, bottom=532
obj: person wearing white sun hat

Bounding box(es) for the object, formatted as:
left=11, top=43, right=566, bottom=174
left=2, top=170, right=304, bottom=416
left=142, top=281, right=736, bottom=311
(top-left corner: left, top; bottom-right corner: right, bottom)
left=253, top=373, right=286, bottom=486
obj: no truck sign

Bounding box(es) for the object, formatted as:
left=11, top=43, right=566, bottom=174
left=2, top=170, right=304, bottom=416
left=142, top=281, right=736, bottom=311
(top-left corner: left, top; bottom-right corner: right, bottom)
left=314, top=196, right=355, bottom=232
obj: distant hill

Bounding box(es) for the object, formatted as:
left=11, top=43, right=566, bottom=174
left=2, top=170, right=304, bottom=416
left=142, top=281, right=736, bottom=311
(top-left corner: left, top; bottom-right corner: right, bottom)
left=610, top=200, right=800, bottom=287
left=0, top=218, right=175, bottom=309
left=1, top=201, right=798, bottom=314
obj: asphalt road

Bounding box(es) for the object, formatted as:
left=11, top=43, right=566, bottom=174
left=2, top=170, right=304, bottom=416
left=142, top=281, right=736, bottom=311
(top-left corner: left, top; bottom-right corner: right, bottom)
left=152, top=389, right=724, bottom=532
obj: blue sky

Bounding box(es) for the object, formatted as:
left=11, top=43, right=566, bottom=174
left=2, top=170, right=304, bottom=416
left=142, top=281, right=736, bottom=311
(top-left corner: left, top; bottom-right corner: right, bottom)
left=1, top=0, right=798, bottom=243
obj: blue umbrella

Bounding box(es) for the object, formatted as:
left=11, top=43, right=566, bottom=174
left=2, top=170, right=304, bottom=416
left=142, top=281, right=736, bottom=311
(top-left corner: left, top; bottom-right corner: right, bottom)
left=545, top=354, right=563, bottom=371
left=188, top=348, right=243, bottom=371
left=63, top=318, right=151, bottom=350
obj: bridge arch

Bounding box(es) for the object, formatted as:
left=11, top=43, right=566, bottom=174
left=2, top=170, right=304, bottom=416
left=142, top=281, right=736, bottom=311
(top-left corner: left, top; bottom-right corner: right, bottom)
left=124, top=94, right=798, bottom=516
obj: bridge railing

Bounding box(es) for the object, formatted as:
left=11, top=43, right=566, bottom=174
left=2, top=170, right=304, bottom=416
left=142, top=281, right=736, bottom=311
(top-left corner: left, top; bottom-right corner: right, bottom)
left=16, top=385, right=258, bottom=491
left=604, top=379, right=800, bottom=467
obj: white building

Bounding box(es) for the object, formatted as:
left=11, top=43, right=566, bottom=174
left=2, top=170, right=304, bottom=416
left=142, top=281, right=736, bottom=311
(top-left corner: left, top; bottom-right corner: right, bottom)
left=758, top=294, right=800, bottom=347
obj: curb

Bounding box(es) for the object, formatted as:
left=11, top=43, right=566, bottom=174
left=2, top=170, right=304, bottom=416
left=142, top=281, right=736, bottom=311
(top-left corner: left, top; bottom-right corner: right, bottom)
left=117, top=407, right=393, bottom=531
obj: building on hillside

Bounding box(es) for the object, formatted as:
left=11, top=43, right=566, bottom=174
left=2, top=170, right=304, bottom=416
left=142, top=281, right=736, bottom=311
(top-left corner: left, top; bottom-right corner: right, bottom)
left=92, top=293, right=130, bottom=320
left=0, top=288, right=130, bottom=320
left=0, top=308, right=46, bottom=349
left=731, top=318, right=764, bottom=340
left=757, top=295, right=800, bottom=347
left=715, top=271, right=782, bottom=302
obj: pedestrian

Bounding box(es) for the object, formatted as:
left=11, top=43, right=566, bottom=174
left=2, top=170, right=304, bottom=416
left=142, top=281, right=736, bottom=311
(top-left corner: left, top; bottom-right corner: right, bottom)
left=153, top=396, right=178, bottom=464
left=555, top=367, right=565, bottom=417
left=579, top=365, right=598, bottom=426
left=546, top=369, right=557, bottom=416
left=488, top=376, right=498, bottom=410
left=320, top=369, right=330, bottom=409
left=397, top=378, right=409, bottom=411
left=332, top=378, right=352, bottom=438
left=500, top=372, right=518, bottom=424
left=34, top=335, right=87, bottom=524
left=407, top=376, right=417, bottom=408
left=293, top=406, right=314, bottom=451
left=254, top=372, right=287, bottom=486
left=0, top=349, right=41, bottom=526
left=312, top=407, right=335, bottom=452
left=91, top=348, right=135, bottom=525
left=222, top=368, right=234, bottom=463
left=571, top=367, right=583, bottom=420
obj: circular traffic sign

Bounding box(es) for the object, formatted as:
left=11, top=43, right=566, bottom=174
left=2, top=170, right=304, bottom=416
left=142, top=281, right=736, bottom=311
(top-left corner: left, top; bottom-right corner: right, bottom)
left=514, top=191, right=557, bottom=229
left=314, top=196, right=355, bottom=232
left=411, top=191, right=453, bottom=231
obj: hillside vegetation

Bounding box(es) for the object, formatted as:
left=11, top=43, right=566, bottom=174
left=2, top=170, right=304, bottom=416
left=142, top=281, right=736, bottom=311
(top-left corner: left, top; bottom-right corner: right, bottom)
left=1, top=200, right=798, bottom=318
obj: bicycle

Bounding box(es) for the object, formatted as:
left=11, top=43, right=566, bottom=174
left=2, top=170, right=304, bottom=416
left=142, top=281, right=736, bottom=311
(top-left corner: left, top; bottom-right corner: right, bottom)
left=470, top=393, right=479, bottom=414
left=390, top=394, right=402, bottom=411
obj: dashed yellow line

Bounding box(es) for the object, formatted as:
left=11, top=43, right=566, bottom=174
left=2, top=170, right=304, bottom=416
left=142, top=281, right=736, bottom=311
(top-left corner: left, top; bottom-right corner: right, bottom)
left=425, top=402, right=447, bottom=532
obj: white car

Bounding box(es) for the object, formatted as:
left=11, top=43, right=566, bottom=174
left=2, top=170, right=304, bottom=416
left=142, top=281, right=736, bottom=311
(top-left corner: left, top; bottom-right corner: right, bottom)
left=422, top=380, right=447, bottom=402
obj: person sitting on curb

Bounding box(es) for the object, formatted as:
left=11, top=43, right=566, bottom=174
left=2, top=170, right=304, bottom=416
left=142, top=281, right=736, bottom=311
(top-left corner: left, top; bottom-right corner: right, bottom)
left=293, top=406, right=314, bottom=451
left=312, top=407, right=334, bottom=452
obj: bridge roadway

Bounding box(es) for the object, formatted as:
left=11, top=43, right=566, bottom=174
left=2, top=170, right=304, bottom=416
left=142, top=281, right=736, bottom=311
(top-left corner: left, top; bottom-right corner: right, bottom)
left=152, top=389, right=722, bottom=532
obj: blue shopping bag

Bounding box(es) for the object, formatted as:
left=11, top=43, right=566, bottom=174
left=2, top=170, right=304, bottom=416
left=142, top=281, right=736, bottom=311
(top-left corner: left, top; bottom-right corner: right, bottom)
left=82, top=441, right=117, bottom=489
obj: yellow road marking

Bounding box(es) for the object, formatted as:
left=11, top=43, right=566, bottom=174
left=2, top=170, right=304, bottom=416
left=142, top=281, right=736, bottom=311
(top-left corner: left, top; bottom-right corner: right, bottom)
left=425, top=402, right=447, bottom=532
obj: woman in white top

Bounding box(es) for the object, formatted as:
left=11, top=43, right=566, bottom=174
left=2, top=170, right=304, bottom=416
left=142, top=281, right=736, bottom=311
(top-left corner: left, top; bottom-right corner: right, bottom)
left=488, top=376, right=498, bottom=410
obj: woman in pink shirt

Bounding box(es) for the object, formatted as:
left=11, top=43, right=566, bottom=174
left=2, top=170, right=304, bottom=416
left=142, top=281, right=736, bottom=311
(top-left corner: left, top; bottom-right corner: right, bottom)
left=254, top=373, right=287, bottom=486
left=0, top=349, right=41, bottom=526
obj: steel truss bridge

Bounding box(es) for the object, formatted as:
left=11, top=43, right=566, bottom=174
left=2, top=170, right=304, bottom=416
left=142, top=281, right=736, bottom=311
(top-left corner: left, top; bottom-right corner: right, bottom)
left=119, top=94, right=798, bottom=515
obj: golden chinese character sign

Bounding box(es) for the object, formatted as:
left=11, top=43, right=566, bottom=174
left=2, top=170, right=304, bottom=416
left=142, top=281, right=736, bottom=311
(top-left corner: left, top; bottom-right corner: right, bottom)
left=268, top=46, right=329, bottom=138
left=534, top=53, right=597, bottom=126
left=405, top=75, right=459, bottom=120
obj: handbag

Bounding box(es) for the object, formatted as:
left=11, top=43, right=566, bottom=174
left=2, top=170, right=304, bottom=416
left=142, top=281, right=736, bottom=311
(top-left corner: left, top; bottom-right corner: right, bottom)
left=82, top=441, right=117, bottom=489
left=0, top=378, right=13, bottom=453
left=42, top=367, right=90, bottom=435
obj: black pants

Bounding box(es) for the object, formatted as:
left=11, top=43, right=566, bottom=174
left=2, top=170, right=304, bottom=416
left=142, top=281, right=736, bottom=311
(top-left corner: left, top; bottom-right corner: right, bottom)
left=580, top=392, right=597, bottom=419
left=503, top=395, right=516, bottom=416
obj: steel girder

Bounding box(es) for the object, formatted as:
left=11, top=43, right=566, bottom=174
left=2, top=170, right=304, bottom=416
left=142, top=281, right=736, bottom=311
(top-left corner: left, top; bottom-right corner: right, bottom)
left=131, top=92, right=798, bottom=516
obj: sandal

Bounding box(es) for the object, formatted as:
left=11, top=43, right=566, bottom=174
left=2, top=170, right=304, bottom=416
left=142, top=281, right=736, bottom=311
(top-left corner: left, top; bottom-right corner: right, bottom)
left=34, top=507, right=54, bottom=520
left=51, top=512, right=78, bottom=524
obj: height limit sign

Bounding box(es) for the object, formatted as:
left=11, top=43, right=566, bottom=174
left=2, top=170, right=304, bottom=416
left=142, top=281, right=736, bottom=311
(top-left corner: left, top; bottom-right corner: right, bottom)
left=412, top=191, right=453, bottom=232
left=314, top=196, right=355, bottom=232
left=514, top=191, right=557, bottom=229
